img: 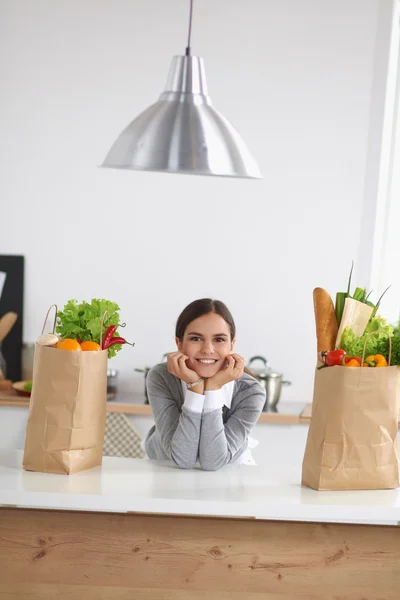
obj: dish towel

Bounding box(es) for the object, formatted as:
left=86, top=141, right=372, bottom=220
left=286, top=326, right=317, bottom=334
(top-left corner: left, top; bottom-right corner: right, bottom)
left=103, top=412, right=146, bottom=458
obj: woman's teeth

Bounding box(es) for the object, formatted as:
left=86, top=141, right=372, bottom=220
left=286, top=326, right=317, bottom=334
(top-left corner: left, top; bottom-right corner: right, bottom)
left=197, top=359, right=217, bottom=364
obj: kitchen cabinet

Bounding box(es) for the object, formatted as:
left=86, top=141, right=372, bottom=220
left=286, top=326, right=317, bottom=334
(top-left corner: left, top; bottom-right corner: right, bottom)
left=0, top=402, right=309, bottom=467
left=0, top=393, right=311, bottom=464
left=0, top=448, right=399, bottom=599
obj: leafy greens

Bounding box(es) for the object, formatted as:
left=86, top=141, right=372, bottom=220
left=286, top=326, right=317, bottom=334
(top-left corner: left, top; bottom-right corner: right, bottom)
left=56, top=298, right=122, bottom=358
left=340, top=316, right=394, bottom=360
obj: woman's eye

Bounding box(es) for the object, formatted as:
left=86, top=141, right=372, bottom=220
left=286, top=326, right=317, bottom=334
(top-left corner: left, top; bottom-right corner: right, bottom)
left=215, top=338, right=226, bottom=343
left=190, top=336, right=201, bottom=342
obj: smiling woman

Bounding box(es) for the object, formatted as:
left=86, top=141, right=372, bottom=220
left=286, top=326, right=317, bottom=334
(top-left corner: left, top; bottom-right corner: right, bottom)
left=144, top=299, right=266, bottom=470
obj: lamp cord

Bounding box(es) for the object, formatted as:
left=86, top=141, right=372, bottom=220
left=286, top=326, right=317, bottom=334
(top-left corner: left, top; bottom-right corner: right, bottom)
left=185, top=0, right=194, bottom=56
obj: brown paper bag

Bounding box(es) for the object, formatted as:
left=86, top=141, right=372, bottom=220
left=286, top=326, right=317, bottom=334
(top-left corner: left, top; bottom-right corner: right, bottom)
left=23, top=305, right=108, bottom=475
left=302, top=332, right=400, bottom=490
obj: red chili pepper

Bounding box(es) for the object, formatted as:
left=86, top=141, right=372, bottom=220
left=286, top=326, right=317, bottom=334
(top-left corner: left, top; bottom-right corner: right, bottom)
left=77, top=338, right=82, bottom=345
left=105, top=336, right=134, bottom=349
left=324, top=349, right=347, bottom=366
left=102, top=325, right=117, bottom=350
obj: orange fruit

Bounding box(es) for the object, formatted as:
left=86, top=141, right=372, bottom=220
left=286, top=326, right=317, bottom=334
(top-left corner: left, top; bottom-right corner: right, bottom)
left=56, top=338, right=82, bottom=351
left=80, top=341, right=101, bottom=352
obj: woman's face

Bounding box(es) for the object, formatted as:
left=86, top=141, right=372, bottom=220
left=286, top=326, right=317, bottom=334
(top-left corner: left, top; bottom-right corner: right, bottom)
left=176, top=312, right=235, bottom=379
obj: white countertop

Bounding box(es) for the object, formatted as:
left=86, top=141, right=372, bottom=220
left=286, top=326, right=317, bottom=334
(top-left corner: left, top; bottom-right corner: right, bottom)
left=0, top=449, right=399, bottom=526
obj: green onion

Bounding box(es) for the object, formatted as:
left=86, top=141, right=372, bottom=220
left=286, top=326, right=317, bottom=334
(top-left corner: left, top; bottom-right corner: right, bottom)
left=335, top=263, right=354, bottom=327
left=347, top=261, right=354, bottom=296
left=371, top=285, right=391, bottom=317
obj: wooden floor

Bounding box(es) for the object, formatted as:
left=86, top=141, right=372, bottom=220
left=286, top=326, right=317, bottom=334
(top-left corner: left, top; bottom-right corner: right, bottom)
left=0, top=507, right=399, bottom=599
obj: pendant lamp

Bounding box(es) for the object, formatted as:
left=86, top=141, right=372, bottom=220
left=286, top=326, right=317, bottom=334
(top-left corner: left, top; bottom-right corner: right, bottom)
left=101, top=0, right=261, bottom=179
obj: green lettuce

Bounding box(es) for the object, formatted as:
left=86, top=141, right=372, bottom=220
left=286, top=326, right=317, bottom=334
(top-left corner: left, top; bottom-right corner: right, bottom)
left=340, top=316, right=393, bottom=359
left=56, top=298, right=122, bottom=358
left=391, top=335, right=400, bottom=365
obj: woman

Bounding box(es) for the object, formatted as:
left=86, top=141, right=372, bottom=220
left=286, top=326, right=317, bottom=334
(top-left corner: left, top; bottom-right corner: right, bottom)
left=144, top=298, right=266, bottom=470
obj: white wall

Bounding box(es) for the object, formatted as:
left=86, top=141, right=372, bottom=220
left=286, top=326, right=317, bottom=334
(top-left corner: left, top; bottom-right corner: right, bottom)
left=359, top=0, right=400, bottom=302
left=0, top=0, right=395, bottom=402
left=374, top=6, right=400, bottom=325
left=379, top=90, right=400, bottom=326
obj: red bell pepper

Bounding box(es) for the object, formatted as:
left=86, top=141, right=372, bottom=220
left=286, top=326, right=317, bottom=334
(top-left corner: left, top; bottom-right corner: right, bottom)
left=323, top=349, right=347, bottom=366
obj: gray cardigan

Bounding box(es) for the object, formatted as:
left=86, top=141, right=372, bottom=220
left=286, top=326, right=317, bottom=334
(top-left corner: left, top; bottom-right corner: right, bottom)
left=144, top=362, right=266, bottom=470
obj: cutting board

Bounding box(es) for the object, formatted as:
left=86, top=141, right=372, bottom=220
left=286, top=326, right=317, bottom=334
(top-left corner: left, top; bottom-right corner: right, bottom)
left=0, top=255, right=24, bottom=381
left=0, top=312, right=18, bottom=343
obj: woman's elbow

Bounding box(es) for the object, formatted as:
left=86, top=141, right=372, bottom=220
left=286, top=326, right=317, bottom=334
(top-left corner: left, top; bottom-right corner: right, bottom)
left=199, top=455, right=229, bottom=471
left=200, top=462, right=220, bottom=471
left=170, top=451, right=197, bottom=470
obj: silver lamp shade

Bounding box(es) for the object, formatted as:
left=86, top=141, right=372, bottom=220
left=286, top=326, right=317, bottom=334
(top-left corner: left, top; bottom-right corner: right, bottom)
left=102, top=55, right=262, bottom=179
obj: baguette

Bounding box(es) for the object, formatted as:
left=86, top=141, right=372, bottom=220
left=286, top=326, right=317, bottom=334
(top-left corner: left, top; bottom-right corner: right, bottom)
left=313, top=288, right=338, bottom=352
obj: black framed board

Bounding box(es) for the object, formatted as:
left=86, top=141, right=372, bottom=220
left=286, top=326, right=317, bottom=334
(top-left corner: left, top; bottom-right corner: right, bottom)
left=0, top=255, right=24, bottom=381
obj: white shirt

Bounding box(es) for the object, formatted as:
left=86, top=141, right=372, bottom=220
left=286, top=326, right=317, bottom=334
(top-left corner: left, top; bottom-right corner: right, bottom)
left=180, top=379, right=235, bottom=413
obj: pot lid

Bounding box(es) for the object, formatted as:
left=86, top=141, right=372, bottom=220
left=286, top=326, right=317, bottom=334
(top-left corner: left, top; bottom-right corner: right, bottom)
left=247, top=355, right=282, bottom=378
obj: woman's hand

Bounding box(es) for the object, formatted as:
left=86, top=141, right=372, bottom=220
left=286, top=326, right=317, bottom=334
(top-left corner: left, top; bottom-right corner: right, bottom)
left=205, top=354, right=245, bottom=391
left=167, top=352, right=204, bottom=394
left=167, top=351, right=204, bottom=385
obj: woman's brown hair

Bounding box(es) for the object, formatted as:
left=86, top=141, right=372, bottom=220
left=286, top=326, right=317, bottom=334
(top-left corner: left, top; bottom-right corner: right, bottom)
left=175, top=298, right=236, bottom=341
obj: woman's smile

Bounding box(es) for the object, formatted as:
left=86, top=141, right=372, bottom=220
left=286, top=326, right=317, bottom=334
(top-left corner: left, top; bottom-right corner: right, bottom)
left=196, top=358, right=218, bottom=364
left=194, top=358, right=221, bottom=372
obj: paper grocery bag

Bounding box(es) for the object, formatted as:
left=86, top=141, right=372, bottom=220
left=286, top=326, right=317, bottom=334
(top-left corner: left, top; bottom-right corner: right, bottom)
left=302, top=364, right=400, bottom=490
left=23, top=306, right=108, bottom=475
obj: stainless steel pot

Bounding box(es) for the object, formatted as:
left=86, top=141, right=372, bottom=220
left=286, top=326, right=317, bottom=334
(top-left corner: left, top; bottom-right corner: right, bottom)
left=247, top=355, right=291, bottom=410
left=135, top=353, right=168, bottom=403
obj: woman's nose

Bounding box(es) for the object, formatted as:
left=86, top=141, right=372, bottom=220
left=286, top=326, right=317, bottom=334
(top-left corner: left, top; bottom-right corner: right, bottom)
left=201, top=340, right=214, bottom=354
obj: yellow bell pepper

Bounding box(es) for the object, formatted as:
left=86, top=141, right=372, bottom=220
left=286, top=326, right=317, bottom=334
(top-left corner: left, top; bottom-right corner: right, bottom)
left=365, top=354, right=388, bottom=367
left=345, top=358, right=361, bottom=367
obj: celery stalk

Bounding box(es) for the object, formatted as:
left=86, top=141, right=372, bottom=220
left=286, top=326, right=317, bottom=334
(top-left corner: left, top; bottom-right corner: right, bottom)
left=335, top=292, right=346, bottom=327
left=353, top=287, right=367, bottom=303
